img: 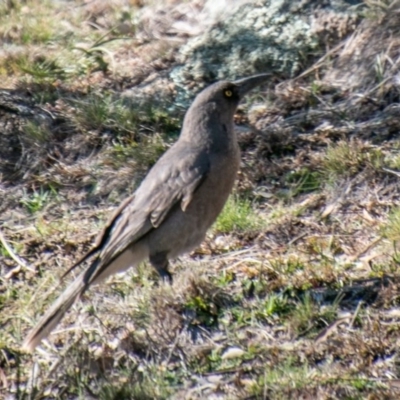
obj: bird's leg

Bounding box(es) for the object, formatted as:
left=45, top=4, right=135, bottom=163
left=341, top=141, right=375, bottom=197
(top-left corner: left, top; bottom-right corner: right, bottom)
left=149, top=252, right=173, bottom=283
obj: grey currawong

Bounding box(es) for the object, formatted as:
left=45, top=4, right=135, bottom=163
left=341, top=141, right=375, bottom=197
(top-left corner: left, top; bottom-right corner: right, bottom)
left=22, top=74, right=269, bottom=352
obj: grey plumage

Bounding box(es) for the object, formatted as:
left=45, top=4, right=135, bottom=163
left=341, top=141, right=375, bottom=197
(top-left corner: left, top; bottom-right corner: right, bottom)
left=22, top=74, right=269, bottom=352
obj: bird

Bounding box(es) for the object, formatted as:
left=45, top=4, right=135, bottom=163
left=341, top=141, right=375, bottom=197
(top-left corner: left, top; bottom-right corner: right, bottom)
left=22, top=73, right=269, bottom=352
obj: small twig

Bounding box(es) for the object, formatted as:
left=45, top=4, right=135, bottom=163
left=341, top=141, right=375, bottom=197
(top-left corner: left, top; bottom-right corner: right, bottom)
left=353, top=237, right=383, bottom=260
left=227, top=257, right=264, bottom=270
left=0, top=228, right=36, bottom=278
left=357, top=75, right=392, bottom=100
left=288, top=232, right=307, bottom=246
left=276, top=40, right=347, bottom=88
left=349, top=300, right=363, bottom=329
left=383, top=167, right=400, bottom=178
left=201, top=367, right=245, bottom=376
left=314, top=315, right=351, bottom=346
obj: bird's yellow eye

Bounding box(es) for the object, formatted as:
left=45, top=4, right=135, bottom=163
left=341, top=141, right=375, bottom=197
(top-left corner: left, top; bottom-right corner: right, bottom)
left=224, top=90, right=233, bottom=97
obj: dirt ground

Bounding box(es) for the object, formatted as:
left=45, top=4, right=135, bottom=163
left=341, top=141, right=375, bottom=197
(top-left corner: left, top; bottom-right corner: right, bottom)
left=2, top=1, right=400, bottom=399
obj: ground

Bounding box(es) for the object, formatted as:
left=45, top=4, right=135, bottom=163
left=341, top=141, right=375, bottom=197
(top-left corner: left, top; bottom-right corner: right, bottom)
left=2, top=1, right=400, bottom=399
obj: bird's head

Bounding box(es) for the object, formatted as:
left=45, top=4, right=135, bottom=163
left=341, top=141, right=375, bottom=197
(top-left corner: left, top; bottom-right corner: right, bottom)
left=191, top=73, right=270, bottom=116
left=181, top=74, right=270, bottom=146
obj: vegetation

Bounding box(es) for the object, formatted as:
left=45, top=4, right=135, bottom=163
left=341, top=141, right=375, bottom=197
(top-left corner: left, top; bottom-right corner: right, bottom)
left=2, top=0, right=400, bottom=399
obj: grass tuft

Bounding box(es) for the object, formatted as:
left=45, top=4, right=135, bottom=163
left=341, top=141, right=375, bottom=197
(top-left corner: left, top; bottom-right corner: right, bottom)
left=382, top=207, right=400, bottom=242
left=20, top=188, right=52, bottom=214
left=322, top=140, right=384, bottom=179
left=214, top=195, right=264, bottom=234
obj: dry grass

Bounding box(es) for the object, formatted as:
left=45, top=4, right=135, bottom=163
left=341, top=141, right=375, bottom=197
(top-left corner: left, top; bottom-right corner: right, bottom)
left=2, top=1, right=400, bottom=399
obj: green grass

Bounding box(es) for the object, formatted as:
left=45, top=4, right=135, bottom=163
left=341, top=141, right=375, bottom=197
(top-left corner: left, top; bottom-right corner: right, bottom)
left=107, top=135, right=167, bottom=170
left=258, top=292, right=292, bottom=319
left=72, top=94, right=180, bottom=137
left=0, top=1, right=57, bottom=45
left=251, top=358, right=313, bottom=396
left=1, top=1, right=400, bottom=399
left=382, top=207, right=400, bottom=242
left=98, top=374, right=173, bottom=400
left=283, top=167, right=322, bottom=198
left=214, top=195, right=264, bottom=234
left=384, top=150, right=400, bottom=170
left=17, top=55, right=67, bottom=81
left=288, top=292, right=337, bottom=336
left=0, top=0, right=140, bottom=86
left=22, top=120, right=52, bottom=145
left=321, top=140, right=384, bottom=180
left=20, top=188, right=52, bottom=214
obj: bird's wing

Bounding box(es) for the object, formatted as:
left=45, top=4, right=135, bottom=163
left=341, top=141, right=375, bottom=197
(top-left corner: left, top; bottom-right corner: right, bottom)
left=64, top=149, right=210, bottom=280
left=61, top=193, right=136, bottom=279
left=22, top=150, right=209, bottom=352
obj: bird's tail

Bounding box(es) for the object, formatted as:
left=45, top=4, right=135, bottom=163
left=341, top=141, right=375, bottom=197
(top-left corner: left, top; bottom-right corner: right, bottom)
left=22, top=270, right=88, bottom=353
left=22, top=243, right=149, bottom=352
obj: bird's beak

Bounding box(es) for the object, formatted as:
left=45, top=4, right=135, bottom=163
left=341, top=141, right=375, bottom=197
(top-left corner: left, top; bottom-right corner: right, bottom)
left=233, top=73, right=270, bottom=98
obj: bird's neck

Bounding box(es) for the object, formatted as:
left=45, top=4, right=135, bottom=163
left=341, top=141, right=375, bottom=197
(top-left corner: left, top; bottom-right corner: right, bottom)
left=180, top=102, right=238, bottom=154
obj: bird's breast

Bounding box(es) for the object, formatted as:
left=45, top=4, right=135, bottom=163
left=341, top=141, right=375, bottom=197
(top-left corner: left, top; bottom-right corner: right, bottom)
left=189, top=147, right=240, bottom=221
left=145, top=147, right=240, bottom=259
